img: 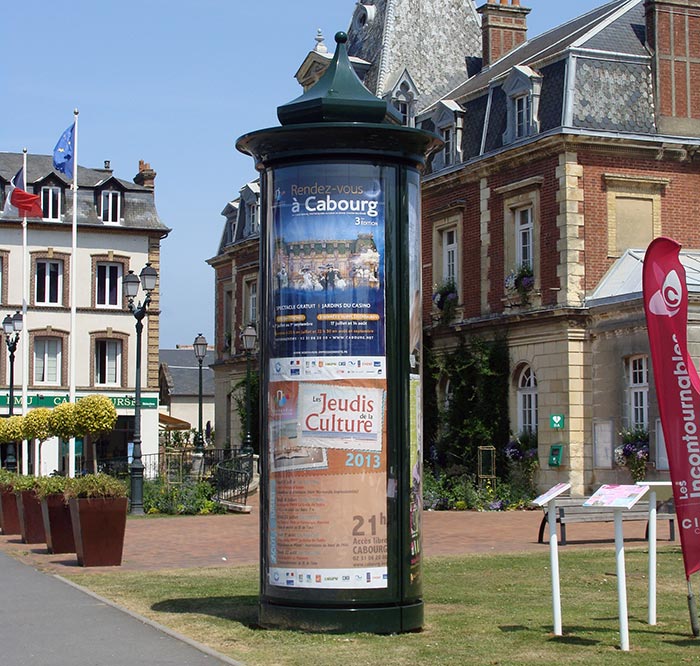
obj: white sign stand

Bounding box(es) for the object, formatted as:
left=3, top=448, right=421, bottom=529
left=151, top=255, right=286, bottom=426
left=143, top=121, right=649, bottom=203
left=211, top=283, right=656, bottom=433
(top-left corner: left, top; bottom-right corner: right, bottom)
left=585, top=484, right=649, bottom=652
left=637, top=480, right=673, bottom=625
left=533, top=482, right=571, bottom=636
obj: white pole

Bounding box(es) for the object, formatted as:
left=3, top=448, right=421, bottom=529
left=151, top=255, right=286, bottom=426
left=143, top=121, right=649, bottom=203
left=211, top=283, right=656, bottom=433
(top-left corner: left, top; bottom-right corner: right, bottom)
left=648, top=488, right=658, bottom=625
left=615, top=509, right=630, bottom=651
left=68, top=109, right=79, bottom=478
left=547, top=498, right=563, bottom=635
left=20, top=149, right=28, bottom=476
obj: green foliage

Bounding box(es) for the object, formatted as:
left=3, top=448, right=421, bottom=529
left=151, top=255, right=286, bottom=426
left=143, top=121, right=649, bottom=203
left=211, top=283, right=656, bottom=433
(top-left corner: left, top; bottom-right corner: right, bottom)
left=0, top=469, right=17, bottom=491
left=143, top=478, right=225, bottom=515
left=48, top=402, right=78, bottom=441
left=425, top=334, right=510, bottom=476
left=432, top=277, right=459, bottom=324
left=616, top=426, right=650, bottom=482
left=231, top=370, right=260, bottom=454
left=75, top=394, right=118, bottom=436
left=22, top=408, right=52, bottom=442
left=12, top=475, right=38, bottom=492
left=33, top=475, right=68, bottom=500
left=504, top=431, right=539, bottom=496
left=64, top=473, right=128, bottom=500
left=423, top=468, right=536, bottom=511
left=0, top=415, right=24, bottom=443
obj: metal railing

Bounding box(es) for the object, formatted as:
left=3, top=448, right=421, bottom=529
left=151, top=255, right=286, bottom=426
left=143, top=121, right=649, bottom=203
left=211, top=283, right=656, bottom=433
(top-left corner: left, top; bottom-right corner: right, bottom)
left=212, top=453, right=253, bottom=507
left=92, top=448, right=254, bottom=507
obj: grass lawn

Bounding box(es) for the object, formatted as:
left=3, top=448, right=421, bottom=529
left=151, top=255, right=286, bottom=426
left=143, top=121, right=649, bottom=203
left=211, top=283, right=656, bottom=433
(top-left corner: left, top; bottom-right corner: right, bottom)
left=65, top=545, right=700, bottom=665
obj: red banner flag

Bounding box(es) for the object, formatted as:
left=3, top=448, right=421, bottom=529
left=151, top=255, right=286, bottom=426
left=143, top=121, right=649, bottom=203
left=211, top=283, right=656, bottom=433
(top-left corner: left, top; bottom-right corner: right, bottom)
left=643, top=236, right=700, bottom=579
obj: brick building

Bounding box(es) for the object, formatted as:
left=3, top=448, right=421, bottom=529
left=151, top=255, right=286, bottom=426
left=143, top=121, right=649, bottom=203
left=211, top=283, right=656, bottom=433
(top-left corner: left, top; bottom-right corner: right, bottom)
left=419, top=0, right=700, bottom=493
left=210, top=0, right=483, bottom=448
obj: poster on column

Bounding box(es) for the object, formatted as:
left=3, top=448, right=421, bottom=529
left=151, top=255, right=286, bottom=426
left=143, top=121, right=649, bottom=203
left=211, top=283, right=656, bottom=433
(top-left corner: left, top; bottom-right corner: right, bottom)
left=269, top=163, right=387, bottom=381
left=266, top=164, right=389, bottom=589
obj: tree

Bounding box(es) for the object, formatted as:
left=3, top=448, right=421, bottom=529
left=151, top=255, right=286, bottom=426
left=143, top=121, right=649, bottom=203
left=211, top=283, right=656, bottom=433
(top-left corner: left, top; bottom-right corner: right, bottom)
left=75, top=395, right=117, bottom=436
left=48, top=402, right=78, bottom=442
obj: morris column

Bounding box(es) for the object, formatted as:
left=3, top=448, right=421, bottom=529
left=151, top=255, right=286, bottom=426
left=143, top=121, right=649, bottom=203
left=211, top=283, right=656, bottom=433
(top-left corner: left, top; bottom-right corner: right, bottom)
left=237, top=32, right=441, bottom=633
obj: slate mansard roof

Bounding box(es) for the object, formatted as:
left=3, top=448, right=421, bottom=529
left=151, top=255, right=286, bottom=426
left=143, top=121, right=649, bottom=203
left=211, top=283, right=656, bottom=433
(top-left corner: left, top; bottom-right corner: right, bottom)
left=159, top=349, right=215, bottom=398
left=422, top=0, right=666, bottom=169
left=0, top=152, right=169, bottom=233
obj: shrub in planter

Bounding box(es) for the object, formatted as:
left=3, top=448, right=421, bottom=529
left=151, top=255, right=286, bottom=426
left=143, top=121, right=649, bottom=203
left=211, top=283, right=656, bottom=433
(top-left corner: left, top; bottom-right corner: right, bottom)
left=64, top=474, right=128, bottom=567
left=13, top=475, right=46, bottom=545
left=35, top=476, right=75, bottom=554
left=0, top=470, right=21, bottom=535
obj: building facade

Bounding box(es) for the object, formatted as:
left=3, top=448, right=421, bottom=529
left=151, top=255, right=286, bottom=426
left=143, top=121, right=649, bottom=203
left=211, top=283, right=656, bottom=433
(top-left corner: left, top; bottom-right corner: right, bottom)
left=209, top=0, right=484, bottom=450
left=0, top=153, right=168, bottom=475
left=418, top=0, right=700, bottom=494
left=159, top=346, right=215, bottom=440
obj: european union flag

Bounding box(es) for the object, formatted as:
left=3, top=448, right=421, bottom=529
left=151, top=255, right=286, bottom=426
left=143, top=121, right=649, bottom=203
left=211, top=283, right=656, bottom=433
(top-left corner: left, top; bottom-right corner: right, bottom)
left=53, top=123, right=75, bottom=180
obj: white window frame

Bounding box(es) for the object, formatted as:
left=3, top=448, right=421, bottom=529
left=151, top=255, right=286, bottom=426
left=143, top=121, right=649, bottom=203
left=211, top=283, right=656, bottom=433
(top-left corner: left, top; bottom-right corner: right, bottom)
left=515, top=207, right=533, bottom=270
left=41, top=186, right=61, bottom=221
left=34, top=337, right=61, bottom=385
left=628, top=355, right=649, bottom=430
left=247, top=201, right=259, bottom=235
left=35, top=259, right=63, bottom=306
left=95, top=339, right=122, bottom=386
left=246, top=280, right=258, bottom=325
left=442, top=228, right=457, bottom=283
left=100, top=190, right=122, bottom=224
left=515, top=94, right=532, bottom=139
left=517, top=366, right=538, bottom=434
left=441, top=126, right=454, bottom=167
left=95, top=262, right=123, bottom=308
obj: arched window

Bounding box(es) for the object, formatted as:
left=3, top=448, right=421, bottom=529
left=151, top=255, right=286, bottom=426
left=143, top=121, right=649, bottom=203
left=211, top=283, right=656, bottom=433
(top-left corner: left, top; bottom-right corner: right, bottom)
left=517, top=366, right=538, bottom=434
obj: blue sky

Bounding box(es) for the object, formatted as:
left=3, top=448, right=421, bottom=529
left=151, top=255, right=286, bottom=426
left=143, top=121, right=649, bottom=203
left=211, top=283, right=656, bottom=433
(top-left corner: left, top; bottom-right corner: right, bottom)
left=1, top=0, right=603, bottom=347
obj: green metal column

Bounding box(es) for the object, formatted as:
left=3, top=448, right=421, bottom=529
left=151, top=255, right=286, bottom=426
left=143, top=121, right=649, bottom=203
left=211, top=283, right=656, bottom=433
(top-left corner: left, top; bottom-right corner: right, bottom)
left=237, top=32, right=441, bottom=633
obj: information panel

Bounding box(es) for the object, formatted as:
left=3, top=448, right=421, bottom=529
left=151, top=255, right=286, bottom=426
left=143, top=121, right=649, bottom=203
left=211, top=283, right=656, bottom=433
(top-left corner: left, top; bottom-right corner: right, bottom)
left=266, top=164, right=389, bottom=589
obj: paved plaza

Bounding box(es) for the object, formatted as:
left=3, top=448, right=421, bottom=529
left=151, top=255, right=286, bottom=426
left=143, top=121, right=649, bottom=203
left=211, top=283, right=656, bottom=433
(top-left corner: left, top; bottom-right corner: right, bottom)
left=0, top=495, right=665, bottom=574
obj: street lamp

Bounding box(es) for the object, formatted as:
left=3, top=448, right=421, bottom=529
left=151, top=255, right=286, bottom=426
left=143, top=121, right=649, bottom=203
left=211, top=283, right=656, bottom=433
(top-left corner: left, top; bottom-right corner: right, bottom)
left=240, top=324, right=257, bottom=457
left=3, top=311, right=23, bottom=416
left=123, top=263, right=157, bottom=515
left=192, top=333, right=207, bottom=454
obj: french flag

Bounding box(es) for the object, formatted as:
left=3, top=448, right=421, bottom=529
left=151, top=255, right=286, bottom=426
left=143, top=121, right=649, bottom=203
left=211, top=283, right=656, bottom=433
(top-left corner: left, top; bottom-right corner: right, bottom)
left=2, top=167, right=44, bottom=218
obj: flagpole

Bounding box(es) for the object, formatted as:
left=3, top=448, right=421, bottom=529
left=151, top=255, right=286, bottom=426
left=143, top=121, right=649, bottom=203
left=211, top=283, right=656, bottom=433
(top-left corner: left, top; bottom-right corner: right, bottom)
left=68, top=109, right=79, bottom=478
left=21, top=149, right=29, bottom=476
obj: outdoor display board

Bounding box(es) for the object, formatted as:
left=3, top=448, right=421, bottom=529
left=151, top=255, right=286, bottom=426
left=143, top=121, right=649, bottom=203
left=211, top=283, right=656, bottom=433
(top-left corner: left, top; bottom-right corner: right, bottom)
left=266, top=163, right=390, bottom=589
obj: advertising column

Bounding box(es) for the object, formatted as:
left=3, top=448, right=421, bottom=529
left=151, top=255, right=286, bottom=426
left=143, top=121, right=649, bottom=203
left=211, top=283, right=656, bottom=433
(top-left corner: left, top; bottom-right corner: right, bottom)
left=266, top=163, right=390, bottom=590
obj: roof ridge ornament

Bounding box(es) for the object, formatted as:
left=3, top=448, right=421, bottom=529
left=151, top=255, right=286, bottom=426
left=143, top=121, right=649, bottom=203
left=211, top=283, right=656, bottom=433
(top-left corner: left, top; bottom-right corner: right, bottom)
left=313, top=28, right=328, bottom=54
left=277, top=31, right=402, bottom=126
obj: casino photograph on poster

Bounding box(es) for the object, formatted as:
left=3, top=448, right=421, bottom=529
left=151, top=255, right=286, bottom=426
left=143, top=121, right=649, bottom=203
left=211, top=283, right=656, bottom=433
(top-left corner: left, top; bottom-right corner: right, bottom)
left=270, top=163, right=387, bottom=361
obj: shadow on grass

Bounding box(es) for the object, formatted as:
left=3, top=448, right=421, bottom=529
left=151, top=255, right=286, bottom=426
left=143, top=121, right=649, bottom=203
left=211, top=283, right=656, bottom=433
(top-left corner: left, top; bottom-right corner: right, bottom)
left=152, top=595, right=259, bottom=627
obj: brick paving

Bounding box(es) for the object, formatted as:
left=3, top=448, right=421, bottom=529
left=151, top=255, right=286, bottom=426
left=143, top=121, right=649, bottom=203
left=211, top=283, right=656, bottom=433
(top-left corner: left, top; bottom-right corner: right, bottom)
left=0, top=494, right=673, bottom=574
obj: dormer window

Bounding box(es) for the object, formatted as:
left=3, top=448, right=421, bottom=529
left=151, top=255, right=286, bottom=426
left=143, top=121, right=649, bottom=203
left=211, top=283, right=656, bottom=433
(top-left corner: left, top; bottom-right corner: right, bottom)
left=41, top=186, right=62, bottom=220
left=502, top=65, right=542, bottom=145
left=389, top=76, right=418, bottom=127
left=429, top=100, right=462, bottom=171
left=101, top=189, right=122, bottom=223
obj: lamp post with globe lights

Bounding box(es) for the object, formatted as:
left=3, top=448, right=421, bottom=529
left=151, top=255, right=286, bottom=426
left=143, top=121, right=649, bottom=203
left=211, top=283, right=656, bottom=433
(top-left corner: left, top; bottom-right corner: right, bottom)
left=122, top=263, right=157, bottom=515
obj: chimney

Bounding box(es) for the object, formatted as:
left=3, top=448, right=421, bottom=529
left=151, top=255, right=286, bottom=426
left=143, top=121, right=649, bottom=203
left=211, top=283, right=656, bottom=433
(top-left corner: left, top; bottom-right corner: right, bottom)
left=477, top=0, right=531, bottom=69
left=134, top=159, right=156, bottom=189
left=645, top=0, right=700, bottom=134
